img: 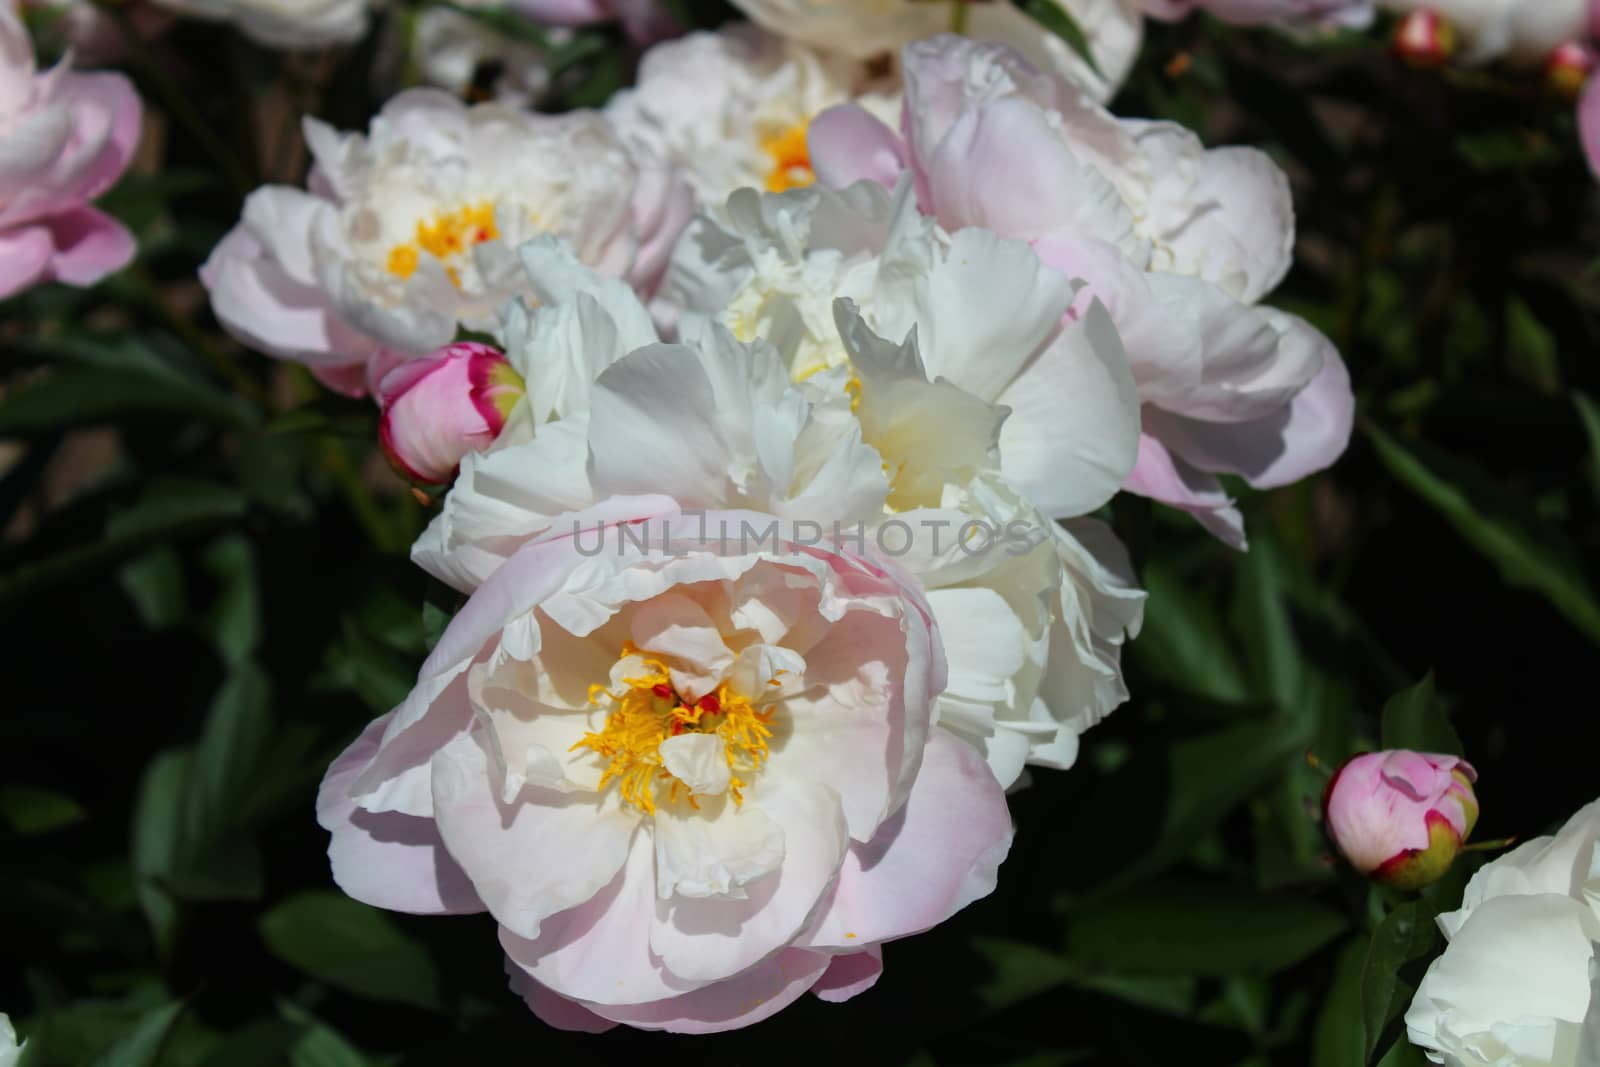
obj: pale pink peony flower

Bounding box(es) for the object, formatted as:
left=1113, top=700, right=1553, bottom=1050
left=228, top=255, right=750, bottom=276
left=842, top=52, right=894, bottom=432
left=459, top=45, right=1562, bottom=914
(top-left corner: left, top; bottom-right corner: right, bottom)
left=199, top=90, right=692, bottom=397
left=809, top=35, right=1354, bottom=547
left=377, top=342, right=525, bottom=485
left=0, top=5, right=140, bottom=301
left=317, top=505, right=1013, bottom=1032
left=1323, top=750, right=1478, bottom=889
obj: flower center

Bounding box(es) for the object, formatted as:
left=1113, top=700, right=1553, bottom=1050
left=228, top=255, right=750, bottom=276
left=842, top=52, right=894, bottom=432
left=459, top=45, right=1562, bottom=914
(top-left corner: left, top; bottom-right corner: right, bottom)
left=386, top=200, right=500, bottom=288
left=761, top=120, right=814, bottom=194
left=572, top=644, right=775, bottom=815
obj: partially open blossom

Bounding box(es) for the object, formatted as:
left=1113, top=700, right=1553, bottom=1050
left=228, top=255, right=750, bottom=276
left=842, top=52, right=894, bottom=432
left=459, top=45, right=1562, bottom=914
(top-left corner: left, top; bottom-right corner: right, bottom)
left=319, top=504, right=1013, bottom=1032
left=607, top=25, right=899, bottom=212
left=377, top=342, right=525, bottom=485
left=1406, top=796, right=1600, bottom=1066
left=1378, top=0, right=1587, bottom=66
left=727, top=0, right=1144, bottom=103
left=0, top=6, right=140, bottom=301
left=1323, top=750, right=1478, bottom=890
left=1393, top=9, right=1457, bottom=68
left=1545, top=41, right=1597, bottom=100
left=199, top=90, right=692, bottom=395
left=808, top=36, right=1353, bottom=548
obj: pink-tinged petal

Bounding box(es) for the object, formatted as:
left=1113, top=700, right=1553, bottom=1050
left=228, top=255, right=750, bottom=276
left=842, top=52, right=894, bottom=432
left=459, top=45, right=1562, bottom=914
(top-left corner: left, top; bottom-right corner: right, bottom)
left=52, top=69, right=142, bottom=202
left=800, top=728, right=1012, bottom=950
left=240, top=186, right=323, bottom=287
left=1581, top=76, right=1600, bottom=180
left=1123, top=433, right=1248, bottom=550
left=624, top=159, right=693, bottom=299
left=0, top=224, right=52, bottom=299
left=584, top=948, right=833, bottom=1034
left=923, top=97, right=1133, bottom=250
left=200, top=222, right=378, bottom=367
left=1032, top=235, right=1205, bottom=407
left=504, top=0, right=611, bottom=25
left=503, top=828, right=696, bottom=1006
left=507, top=966, right=617, bottom=1033
left=649, top=779, right=850, bottom=985
left=315, top=713, right=484, bottom=915
left=811, top=946, right=884, bottom=1004
left=809, top=104, right=908, bottom=192
left=42, top=206, right=135, bottom=285
left=309, top=361, right=373, bottom=398
left=1143, top=334, right=1353, bottom=490
left=430, top=731, right=637, bottom=940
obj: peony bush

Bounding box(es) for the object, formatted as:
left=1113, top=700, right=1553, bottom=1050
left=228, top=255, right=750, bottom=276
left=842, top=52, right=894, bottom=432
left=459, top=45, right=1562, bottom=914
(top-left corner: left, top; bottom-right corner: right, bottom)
left=2, top=0, right=1599, bottom=1061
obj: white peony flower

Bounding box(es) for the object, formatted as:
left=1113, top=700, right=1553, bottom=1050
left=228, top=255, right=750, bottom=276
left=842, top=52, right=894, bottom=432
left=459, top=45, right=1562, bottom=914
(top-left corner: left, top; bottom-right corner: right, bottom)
left=725, top=0, right=1144, bottom=103
left=200, top=90, right=692, bottom=394
left=151, top=0, right=368, bottom=48
left=0, top=1015, right=20, bottom=1067
left=1405, top=797, right=1600, bottom=1066
left=607, top=24, right=899, bottom=212
left=416, top=200, right=1144, bottom=787
left=808, top=36, right=1353, bottom=547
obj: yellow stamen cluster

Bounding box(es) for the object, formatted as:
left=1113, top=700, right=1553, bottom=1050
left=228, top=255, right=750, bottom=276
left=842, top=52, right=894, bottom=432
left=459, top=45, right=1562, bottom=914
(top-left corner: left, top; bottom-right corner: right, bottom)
left=572, top=644, right=775, bottom=816
left=761, top=121, right=815, bottom=194
left=385, top=201, right=500, bottom=287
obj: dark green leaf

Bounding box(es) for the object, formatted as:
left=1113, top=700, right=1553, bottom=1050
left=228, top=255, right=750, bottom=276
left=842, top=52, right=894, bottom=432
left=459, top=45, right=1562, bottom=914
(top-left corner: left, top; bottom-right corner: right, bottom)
left=1575, top=392, right=1600, bottom=500
left=1360, top=902, right=1439, bottom=1060
left=118, top=549, right=188, bottom=631
left=0, top=350, right=254, bottom=435
left=1063, top=880, right=1347, bottom=976
left=1015, top=0, right=1099, bottom=72
left=0, top=784, right=86, bottom=837
left=1366, top=423, right=1600, bottom=646
left=1379, top=674, right=1462, bottom=756
left=88, top=1000, right=185, bottom=1067
left=1312, top=938, right=1368, bottom=1067
left=259, top=892, right=443, bottom=1010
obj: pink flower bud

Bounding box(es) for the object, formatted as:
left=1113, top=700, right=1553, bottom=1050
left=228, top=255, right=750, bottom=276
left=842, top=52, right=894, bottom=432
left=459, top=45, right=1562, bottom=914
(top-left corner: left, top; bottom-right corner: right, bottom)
left=1323, top=750, right=1479, bottom=890
left=1545, top=41, right=1598, bottom=102
left=1393, top=9, right=1456, bottom=70
left=377, top=342, right=524, bottom=485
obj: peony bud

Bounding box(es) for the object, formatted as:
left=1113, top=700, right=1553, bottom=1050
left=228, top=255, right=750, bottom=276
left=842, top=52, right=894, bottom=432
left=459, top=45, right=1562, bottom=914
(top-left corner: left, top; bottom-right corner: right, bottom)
left=1393, top=9, right=1456, bottom=69
left=377, top=342, right=524, bottom=485
left=1545, top=41, right=1598, bottom=102
left=1323, top=750, right=1478, bottom=890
